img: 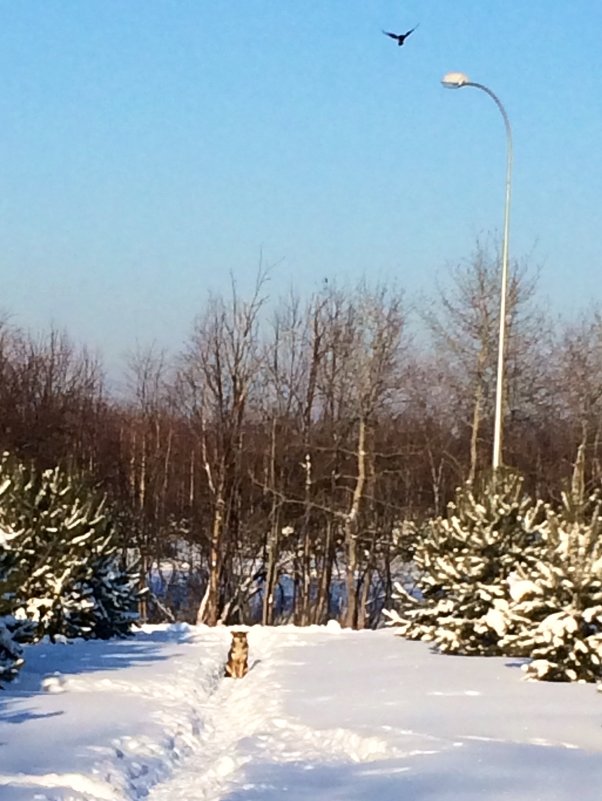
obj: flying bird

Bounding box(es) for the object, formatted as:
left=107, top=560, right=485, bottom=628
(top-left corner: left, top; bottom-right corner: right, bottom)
left=382, top=24, right=419, bottom=46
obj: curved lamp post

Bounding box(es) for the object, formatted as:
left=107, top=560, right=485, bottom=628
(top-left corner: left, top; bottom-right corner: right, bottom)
left=441, top=71, right=513, bottom=472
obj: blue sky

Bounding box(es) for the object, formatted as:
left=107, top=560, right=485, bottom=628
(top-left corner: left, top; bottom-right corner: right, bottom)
left=0, top=1, right=600, bottom=372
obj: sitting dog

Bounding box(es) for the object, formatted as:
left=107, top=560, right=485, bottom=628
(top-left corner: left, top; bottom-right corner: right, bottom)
left=224, top=630, right=249, bottom=678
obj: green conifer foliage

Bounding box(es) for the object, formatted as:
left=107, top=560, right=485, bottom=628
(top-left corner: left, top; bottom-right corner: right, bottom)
left=500, top=449, right=602, bottom=681
left=0, top=453, right=139, bottom=683
left=0, top=525, right=25, bottom=681
left=389, top=470, right=544, bottom=655
left=0, top=618, right=24, bottom=682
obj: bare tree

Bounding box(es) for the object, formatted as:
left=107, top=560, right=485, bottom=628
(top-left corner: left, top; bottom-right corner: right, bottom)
left=180, top=275, right=267, bottom=626
left=122, top=343, right=172, bottom=620
left=423, top=239, right=542, bottom=482
left=316, top=282, right=407, bottom=628
left=257, top=290, right=324, bottom=625
left=552, top=309, right=602, bottom=488
left=0, top=326, right=106, bottom=470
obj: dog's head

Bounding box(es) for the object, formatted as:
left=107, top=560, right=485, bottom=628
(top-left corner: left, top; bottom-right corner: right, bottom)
left=231, top=630, right=248, bottom=643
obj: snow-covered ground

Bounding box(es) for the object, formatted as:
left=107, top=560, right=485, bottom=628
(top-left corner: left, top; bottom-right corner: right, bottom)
left=1, top=624, right=601, bottom=801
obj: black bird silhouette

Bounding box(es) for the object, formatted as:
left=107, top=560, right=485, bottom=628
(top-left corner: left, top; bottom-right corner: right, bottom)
left=382, top=24, right=419, bottom=46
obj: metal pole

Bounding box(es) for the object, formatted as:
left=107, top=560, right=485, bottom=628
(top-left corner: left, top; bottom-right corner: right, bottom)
left=458, top=82, right=513, bottom=472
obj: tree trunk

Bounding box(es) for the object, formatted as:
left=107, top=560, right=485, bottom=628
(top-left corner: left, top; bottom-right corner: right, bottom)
left=315, top=518, right=334, bottom=624
left=344, top=416, right=368, bottom=629
left=201, top=488, right=225, bottom=626
left=263, top=513, right=279, bottom=625
left=468, top=381, right=483, bottom=485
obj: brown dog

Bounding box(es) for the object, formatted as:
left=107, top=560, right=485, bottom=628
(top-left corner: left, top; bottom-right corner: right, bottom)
left=224, top=631, right=249, bottom=678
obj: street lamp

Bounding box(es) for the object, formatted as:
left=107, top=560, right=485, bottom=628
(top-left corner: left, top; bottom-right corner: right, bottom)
left=441, top=71, right=513, bottom=472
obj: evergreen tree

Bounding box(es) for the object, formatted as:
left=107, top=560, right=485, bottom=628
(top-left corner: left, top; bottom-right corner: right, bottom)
left=0, top=453, right=139, bottom=646
left=499, top=448, right=602, bottom=682
left=0, top=617, right=24, bottom=683
left=0, top=525, right=25, bottom=683
left=386, top=471, right=544, bottom=655
left=69, top=544, right=140, bottom=640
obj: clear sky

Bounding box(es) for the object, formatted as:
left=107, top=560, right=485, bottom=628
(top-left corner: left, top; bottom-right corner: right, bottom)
left=1, top=1, right=600, bottom=373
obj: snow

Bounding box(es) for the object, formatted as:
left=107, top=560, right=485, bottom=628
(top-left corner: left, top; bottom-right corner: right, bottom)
left=0, top=527, right=17, bottom=548
left=483, top=601, right=509, bottom=636
left=1, top=624, right=601, bottom=800
left=507, top=571, right=542, bottom=603
left=540, top=610, right=580, bottom=640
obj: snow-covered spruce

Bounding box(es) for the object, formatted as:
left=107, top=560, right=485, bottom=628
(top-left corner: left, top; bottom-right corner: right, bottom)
left=0, top=616, right=24, bottom=683
left=498, top=482, right=602, bottom=682
left=384, top=471, right=544, bottom=656
left=0, top=521, right=26, bottom=682
left=385, top=451, right=602, bottom=683
left=0, top=453, right=139, bottom=652
left=80, top=545, right=141, bottom=639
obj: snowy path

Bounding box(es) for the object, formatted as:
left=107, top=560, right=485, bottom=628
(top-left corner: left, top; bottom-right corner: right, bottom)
left=1, top=624, right=602, bottom=800
left=145, top=626, right=602, bottom=801
left=145, top=626, right=404, bottom=801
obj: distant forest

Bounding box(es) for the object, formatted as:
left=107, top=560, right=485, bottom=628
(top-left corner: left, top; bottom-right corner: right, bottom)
left=1, top=242, right=599, bottom=627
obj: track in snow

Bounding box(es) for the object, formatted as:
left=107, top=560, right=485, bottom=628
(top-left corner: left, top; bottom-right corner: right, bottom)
left=145, top=626, right=397, bottom=801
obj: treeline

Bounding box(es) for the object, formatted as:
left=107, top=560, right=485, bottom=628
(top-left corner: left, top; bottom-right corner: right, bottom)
left=1, top=242, right=600, bottom=628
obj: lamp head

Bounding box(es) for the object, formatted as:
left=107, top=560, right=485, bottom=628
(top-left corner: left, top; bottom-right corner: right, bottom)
left=441, top=71, right=470, bottom=88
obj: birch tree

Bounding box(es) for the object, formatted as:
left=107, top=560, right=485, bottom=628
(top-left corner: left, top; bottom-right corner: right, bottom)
left=182, top=276, right=266, bottom=626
